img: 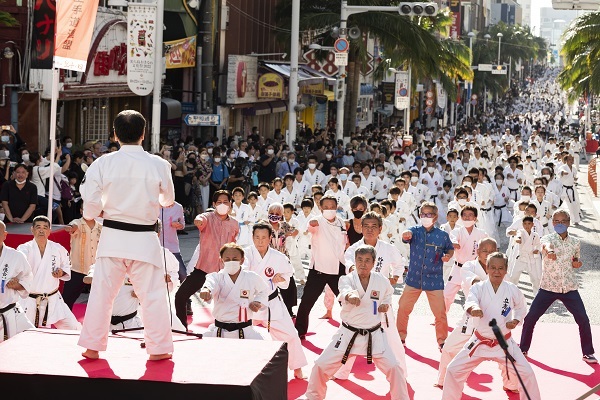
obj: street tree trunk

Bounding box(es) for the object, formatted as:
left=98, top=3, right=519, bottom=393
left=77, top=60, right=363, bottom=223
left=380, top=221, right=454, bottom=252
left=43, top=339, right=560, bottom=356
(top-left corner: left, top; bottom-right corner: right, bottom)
left=344, top=60, right=361, bottom=136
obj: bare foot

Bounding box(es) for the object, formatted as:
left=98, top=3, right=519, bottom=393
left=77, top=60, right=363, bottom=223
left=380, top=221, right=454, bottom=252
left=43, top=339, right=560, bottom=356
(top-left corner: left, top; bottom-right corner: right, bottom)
left=148, top=353, right=172, bottom=361
left=294, top=368, right=306, bottom=379
left=319, top=312, right=333, bottom=319
left=82, top=349, right=99, bottom=359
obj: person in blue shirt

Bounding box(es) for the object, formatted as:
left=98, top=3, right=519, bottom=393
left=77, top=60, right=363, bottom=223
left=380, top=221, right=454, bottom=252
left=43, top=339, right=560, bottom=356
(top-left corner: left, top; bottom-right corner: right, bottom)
left=209, top=155, right=229, bottom=202
left=396, top=201, right=454, bottom=349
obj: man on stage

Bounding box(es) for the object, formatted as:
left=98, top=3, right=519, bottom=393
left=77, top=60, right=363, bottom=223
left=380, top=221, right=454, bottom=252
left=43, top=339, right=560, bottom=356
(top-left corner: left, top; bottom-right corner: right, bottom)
left=304, top=245, right=408, bottom=400
left=78, top=110, right=175, bottom=360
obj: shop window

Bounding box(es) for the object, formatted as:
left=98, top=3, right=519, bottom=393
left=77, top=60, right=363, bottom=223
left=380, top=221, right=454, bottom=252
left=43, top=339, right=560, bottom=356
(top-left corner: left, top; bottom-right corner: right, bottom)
left=83, top=98, right=110, bottom=143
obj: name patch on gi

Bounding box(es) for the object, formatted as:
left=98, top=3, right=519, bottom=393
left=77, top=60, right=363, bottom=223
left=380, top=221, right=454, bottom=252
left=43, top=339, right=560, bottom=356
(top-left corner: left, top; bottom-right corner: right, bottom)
left=370, top=290, right=380, bottom=300
left=240, top=290, right=249, bottom=299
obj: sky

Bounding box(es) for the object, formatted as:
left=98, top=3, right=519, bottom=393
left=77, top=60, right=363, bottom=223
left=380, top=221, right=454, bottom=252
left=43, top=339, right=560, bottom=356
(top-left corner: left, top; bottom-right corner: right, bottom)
left=531, top=0, right=553, bottom=35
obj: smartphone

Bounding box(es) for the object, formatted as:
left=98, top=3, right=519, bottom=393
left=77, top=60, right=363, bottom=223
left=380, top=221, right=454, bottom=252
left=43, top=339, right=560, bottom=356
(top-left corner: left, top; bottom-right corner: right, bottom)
left=1, top=125, right=10, bottom=131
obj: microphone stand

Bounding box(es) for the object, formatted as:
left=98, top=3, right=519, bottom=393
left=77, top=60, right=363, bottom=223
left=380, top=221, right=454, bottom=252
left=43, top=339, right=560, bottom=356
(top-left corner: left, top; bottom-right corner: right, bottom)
left=489, top=319, right=531, bottom=400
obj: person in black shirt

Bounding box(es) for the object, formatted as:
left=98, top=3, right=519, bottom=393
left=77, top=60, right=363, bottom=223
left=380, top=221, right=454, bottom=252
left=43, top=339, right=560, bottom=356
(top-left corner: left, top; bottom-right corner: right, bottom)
left=0, top=164, right=37, bottom=223
left=257, top=143, right=279, bottom=183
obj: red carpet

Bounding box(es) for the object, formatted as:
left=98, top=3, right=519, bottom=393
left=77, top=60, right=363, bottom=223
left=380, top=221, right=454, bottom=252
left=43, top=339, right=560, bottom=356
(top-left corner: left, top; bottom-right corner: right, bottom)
left=72, top=303, right=600, bottom=399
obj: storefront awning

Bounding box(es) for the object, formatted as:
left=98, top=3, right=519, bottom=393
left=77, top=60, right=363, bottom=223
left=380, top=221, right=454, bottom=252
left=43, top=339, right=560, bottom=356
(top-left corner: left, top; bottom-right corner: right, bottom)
left=263, top=62, right=335, bottom=85
left=375, top=108, right=393, bottom=117
left=243, top=102, right=272, bottom=116
left=270, top=100, right=288, bottom=114
left=321, top=90, right=335, bottom=102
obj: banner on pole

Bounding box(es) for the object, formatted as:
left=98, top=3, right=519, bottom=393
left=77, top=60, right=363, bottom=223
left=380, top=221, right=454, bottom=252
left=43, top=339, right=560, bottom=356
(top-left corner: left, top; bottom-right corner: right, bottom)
left=54, top=0, right=99, bottom=72
left=127, top=4, right=157, bottom=96
left=165, top=36, right=197, bottom=69
left=436, top=84, right=447, bottom=109
left=394, top=71, right=409, bottom=110
left=449, top=0, right=461, bottom=40
left=32, top=0, right=56, bottom=69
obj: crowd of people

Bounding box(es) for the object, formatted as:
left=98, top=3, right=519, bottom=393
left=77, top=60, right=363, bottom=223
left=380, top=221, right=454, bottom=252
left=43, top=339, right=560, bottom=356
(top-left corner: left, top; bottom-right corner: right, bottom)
left=0, top=67, right=597, bottom=400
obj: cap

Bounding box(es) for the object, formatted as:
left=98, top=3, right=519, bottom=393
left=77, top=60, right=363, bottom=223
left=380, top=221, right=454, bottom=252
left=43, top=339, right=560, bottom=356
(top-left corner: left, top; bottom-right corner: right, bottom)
left=206, top=142, right=214, bottom=147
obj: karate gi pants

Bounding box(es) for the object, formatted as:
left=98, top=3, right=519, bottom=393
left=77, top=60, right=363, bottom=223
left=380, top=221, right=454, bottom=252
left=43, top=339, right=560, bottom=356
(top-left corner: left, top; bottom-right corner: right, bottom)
left=255, top=316, right=308, bottom=370
left=295, top=267, right=342, bottom=337
left=520, top=288, right=594, bottom=355
left=78, top=257, right=174, bottom=355
left=203, top=325, right=264, bottom=340
left=508, top=258, right=542, bottom=293
left=443, top=282, right=462, bottom=312
left=174, top=268, right=207, bottom=328
left=443, top=338, right=541, bottom=400
left=0, top=304, right=34, bottom=343
left=397, top=286, right=447, bottom=345
left=305, top=339, right=408, bottom=400
left=437, top=327, right=517, bottom=390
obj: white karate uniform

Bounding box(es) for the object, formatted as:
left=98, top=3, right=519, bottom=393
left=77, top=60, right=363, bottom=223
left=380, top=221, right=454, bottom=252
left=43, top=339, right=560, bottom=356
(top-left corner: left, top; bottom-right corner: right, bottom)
left=78, top=145, right=175, bottom=355
left=334, top=240, right=408, bottom=380
left=283, top=215, right=305, bottom=282
left=508, top=229, right=542, bottom=293
left=244, top=246, right=308, bottom=370
left=202, top=268, right=268, bottom=340
left=558, top=164, right=581, bottom=224
left=339, top=180, right=358, bottom=198
left=109, top=280, right=143, bottom=331
left=296, top=212, right=313, bottom=262
left=439, top=222, right=457, bottom=281
left=492, top=185, right=513, bottom=226
left=305, top=271, right=408, bottom=400
left=443, top=280, right=541, bottom=400
left=0, top=245, right=34, bottom=342
left=231, top=202, right=253, bottom=247
left=18, top=240, right=80, bottom=330
left=304, top=169, right=327, bottom=189
left=445, top=227, right=488, bottom=311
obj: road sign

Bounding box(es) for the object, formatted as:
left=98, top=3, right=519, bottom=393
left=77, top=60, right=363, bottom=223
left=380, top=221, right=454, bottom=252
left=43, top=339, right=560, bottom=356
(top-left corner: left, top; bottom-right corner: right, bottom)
left=184, top=114, right=221, bottom=126
left=470, top=99, right=477, bottom=106
left=426, top=90, right=434, bottom=98
left=471, top=94, right=478, bottom=100
left=425, top=106, right=433, bottom=114
left=334, top=52, right=348, bottom=66
left=334, top=38, right=349, bottom=53
left=478, top=64, right=493, bottom=72
left=425, top=99, right=434, bottom=106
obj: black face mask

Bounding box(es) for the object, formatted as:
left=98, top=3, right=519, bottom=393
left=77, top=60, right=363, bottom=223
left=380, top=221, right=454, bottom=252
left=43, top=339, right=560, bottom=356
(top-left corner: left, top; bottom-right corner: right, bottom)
left=352, top=209, right=365, bottom=219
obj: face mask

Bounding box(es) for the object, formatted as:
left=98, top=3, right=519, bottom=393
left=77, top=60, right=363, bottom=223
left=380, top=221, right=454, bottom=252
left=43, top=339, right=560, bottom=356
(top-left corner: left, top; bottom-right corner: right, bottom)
left=372, top=142, right=379, bottom=146
left=308, top=163, right=316, bottom=170
left=376, top=171, right=384, bottom=177
left=200, top=154, right=209, bottom=161
left=421, top=217, right=434, bottom=228
left=352, top=209, right=364, bottom=219
left=326, top=154, right=332, bottom=160
left=411, top=176, right=418, bottom=183
left=346, top=151, right=353, bottom=155
left=280, top=157, right=287, bottom=162
left=322, top=209, right=337, bottom=220
left=268, top=214, right=282, bottom=223
left=207, top=148, right=213, bottom=154
left=288, top=158, right=295, bottom=163
left=267, top=149, right=274, bottom=155
left=215, top=203, right=229, bottom=215
left=213, top=158, right=221, bottom=163
left=66, top=143, right=73, bottom=148
left=1, top=136, right=9, bottom=143
left=223, top=261, right=241, bottom=275
left=15, top=179, right=26, bottom=185
left=21, top=154, right=29, bottom=162
left=553, top=223, right=568, bottom=234
left=462, top=162, right=468, bottom=168
left=521, top=195, right=531, bottom=202
left=542, top=174, right=551, bottom=181
left=462, top=220, right=476, bottom=228
left=427, top=167, right=435, bottom=173
left=458, top=199, right=467, bottom=206
left=339, top=173, right=348, bottom=181
left=495, top=179, right=503, bottom=186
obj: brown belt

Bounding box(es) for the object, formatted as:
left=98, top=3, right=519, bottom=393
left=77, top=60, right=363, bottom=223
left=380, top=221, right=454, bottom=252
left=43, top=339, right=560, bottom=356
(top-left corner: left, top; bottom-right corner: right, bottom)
left=28, top=287, right=59, bottom=328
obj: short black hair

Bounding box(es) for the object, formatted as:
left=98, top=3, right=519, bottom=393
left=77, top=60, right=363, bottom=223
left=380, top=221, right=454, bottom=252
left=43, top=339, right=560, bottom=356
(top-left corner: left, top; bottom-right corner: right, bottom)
left=212, top=189, right=232, bottom=203
left=522, top=216, right=534, bottom=223
left=33, top=215, right=51, bottom=228
left=113, top=110, right=146, bottom=144
left=300, top=198, right=314, bottom=209
left=252, top=220, right=273, bottom=236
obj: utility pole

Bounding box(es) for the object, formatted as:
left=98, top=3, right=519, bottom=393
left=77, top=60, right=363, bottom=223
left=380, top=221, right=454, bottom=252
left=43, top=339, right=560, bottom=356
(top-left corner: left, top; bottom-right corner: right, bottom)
left=288, top=0, right=300, bottom=147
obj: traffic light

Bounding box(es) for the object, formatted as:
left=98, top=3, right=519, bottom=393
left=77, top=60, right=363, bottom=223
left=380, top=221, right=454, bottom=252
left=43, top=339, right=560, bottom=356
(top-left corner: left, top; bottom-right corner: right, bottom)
left=335, top=78, right=345, bottom=100
left=398, top=2, right=438, bottom=16
left=491, top=65, right=508, bottom=75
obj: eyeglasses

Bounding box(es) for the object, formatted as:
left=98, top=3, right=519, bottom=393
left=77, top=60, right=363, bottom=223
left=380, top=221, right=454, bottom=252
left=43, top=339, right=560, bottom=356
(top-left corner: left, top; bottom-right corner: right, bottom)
left=420, top=213, right=436, bottom=218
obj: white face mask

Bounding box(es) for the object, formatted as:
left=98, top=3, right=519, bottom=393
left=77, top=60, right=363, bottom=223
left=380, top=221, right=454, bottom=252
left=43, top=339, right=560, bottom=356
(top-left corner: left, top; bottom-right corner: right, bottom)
left=223, top=260, right=241, bottom=275
left=458, top=199, right=467, bottom=206
left=427, top=167, right=435, bottom=173
left=3, top=150, right=9, bottom=158
left=376, top=171, right=384, bottom=177
left=462, top=220, right=476, bottom=228
left=542, top=174, right=551, bottom=181
left=308, top=163, right=316, bottom=170
left=215, top=203, right=230, bottom=215
left=21, top=154, right=29, bottom=162
left=200, top=154, right=209, bottom=161
left=495, top=179, right=503, bottom=186
left=213, top=157, right=221, bottom=163
left=207, top=148, right=213, bottom=154
left=411, top=176, right=419, bottom=183
left=15, top=179, right=26, bottom=185
left=326, top=154, right=332, bottom=160
left=421, top=217, right=434, bottom=228
left=322, top=209, right=337, bottom=220
left=267, top=149, right=274, bottom=155
left=66, top=143, right=73, bottom=148
left=520, top=195, right=531, bottom=202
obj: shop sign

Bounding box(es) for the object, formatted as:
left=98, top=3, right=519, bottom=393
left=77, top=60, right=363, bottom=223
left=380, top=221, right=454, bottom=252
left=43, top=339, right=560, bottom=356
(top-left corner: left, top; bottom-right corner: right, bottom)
left=226, top=55, right=258, bottom=104
left=257, top=73, right=284, bottom=99
left=165, top=36, right=196, bottom=69
left=127, top=3, right=157, bottom=96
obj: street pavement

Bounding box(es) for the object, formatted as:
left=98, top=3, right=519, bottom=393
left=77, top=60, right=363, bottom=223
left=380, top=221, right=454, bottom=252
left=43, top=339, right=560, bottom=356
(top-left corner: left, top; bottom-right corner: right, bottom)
left=178, top=158, right=600, bottom=325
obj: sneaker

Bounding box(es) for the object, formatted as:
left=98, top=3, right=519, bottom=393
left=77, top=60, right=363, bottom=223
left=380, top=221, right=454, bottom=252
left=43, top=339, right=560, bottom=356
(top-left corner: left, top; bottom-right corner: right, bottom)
left=583, top=354, right=598, bottom=364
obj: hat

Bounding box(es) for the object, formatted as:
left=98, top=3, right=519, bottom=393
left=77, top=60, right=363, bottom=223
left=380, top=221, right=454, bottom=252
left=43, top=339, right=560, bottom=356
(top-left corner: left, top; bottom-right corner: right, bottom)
left=415, top=156, right=423, bottom=161
left=206, top=142, right=214, bottom=147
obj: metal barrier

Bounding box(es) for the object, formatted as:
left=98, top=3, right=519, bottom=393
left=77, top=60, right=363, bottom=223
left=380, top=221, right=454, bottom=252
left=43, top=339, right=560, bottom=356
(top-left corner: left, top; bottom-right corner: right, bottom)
left=589, top=157, right=598, bottom=197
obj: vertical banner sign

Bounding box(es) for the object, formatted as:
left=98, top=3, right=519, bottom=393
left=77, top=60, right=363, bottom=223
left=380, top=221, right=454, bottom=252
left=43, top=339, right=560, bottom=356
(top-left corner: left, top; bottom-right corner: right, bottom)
left=449, top=0, right=461, bottom=40
left=394, top=71, right=409, bottom=110
left=165, top=36, right=196, bottom=69
left=127, top=3, right=157, bottom=96
left=54, top=0, right=99, bottom=72
left=436, top=84, right=447, bottom=109
left=31, top=0, right=56, bottom=69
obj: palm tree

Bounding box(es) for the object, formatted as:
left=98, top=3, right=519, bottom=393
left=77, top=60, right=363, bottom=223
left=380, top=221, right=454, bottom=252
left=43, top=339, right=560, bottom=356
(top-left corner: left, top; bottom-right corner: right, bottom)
left=275, top=0, right=472, bottom=135
left=559, top=11, right=600, bottom=102
left=0, top=0, right=18, bottom=27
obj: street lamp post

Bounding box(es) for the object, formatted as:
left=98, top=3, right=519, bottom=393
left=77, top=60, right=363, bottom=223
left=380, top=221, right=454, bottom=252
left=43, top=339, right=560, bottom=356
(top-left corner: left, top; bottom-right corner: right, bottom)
left=288, top=0, right=300, bottom=148
left=467, top=32, right=475, bottom=120
left=497, top=32, right=503, bottom=65
left=483, top=33, right=491, bottom=113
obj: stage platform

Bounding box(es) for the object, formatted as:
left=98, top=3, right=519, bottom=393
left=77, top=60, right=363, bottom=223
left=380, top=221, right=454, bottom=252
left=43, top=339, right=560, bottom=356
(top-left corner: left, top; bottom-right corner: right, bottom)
left=0, top=330, right=288, bottom=400
left=5, top=223, right=70, bottom=251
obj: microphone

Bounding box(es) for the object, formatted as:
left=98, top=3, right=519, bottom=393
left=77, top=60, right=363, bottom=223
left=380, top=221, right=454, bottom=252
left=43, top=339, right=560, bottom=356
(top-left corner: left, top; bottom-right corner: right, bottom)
left=489, top=318, right=509, bottom=350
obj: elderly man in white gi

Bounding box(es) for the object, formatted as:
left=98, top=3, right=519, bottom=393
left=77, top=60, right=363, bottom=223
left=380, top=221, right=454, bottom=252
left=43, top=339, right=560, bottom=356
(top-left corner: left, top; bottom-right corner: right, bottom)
left=201, top=243, right=268, bottom=340
left=18, top=216, right=80, bottom=330
left=305, top=245, right=409, bottom=400
left=78, top=110, right=175, bottom=361
left=244, top=221, right=308, bottom=378
left=0, top=221, right=34, bottom=342
left=442, top=252, right=541, bottom=400
left=334, top=211, right=407, bottom=381
left=437, top=238, right=518, bottom=393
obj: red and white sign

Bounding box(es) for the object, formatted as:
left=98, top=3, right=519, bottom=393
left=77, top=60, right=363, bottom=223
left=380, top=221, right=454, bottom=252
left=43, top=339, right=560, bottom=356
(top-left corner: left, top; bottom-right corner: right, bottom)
left=54, top=0, right=99, bottom=72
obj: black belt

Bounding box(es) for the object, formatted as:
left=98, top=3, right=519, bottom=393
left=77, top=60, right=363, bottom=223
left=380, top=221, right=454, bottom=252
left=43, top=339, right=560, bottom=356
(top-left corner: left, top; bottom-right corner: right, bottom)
left=508, top=188, right=518, bottom=192
left=341, top=322, right=382, bottom=364
left=481, top=207, right=491, bottom=212
left=29, top=288, right=59, bottom=328
left=103, top=219, right=159, bottom=232
left=543, top=223, right=548, bottom=228
left=563, top=185, right=575, bottom=203
left=267, top=289, right=280, bottom=332
left=0, top=303, right=16, bottom=341
left=215, top=319, right=253, bottom=339
left=494, top=205, right=506, bottom=226
left=110, top=310, right=137, bottom=326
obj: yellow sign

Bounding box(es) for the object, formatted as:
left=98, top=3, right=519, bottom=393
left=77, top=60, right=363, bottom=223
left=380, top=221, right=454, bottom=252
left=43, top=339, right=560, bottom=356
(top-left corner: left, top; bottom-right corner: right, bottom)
left=257, top=73, right=284, bottom=99
left=165, top=36, right=197, bottom=69
left=301, top=81, right=325, bottom=95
